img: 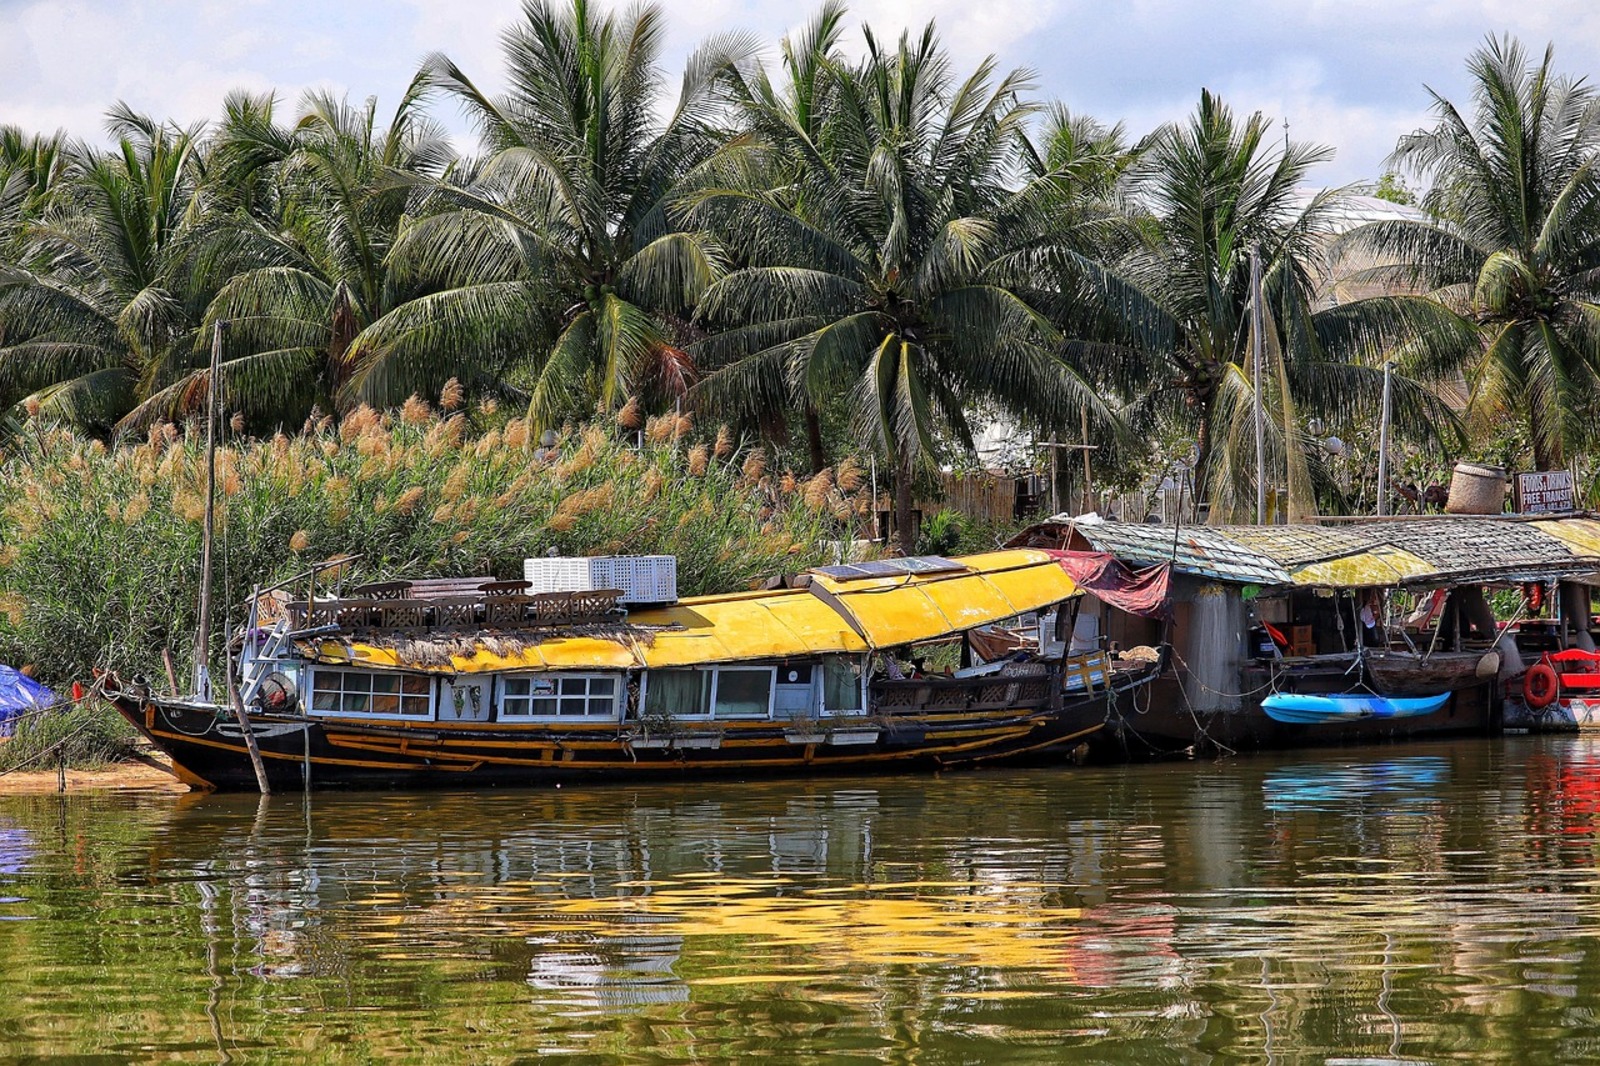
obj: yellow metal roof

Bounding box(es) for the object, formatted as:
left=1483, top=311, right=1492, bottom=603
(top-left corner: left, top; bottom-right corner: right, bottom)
left=304, top=549, right=1078, bottom=674
left=812, top=549, right=1079, bottom=647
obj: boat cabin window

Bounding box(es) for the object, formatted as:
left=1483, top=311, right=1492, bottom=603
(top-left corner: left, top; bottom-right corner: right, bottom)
left=309, top=669, right=432, bottom=718
left=500, top=674, right=620, bottom=718
left=821, top=656, right=864, bottom=712
left=643, top=667, right=775, bottom=718
left=715, top=669, right=774, bottom=716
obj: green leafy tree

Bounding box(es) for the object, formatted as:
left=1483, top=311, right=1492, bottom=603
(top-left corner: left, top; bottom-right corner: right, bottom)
left=1122, top=90, right=1471, bottom=519
left=690, top=19, right=1110, bottom=548
left=121, top=79, right=455, bottom=432
left=0, top=108, right=204, bottom=432
left=1347, top=36, right=1600, bottom=470
left=341, top=0, right=757, bottom=425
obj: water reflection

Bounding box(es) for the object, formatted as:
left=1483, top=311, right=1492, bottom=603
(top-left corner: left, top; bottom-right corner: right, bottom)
left=3, top=740, right=1600, bottom=1060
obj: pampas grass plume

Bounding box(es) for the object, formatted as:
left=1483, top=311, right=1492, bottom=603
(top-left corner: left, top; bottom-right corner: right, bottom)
left=402, top=395, right=432, bottom=425
left=440, top=377, right=464, bottom=410
left=617, top=396, right=642, bottom=430
left=395, top=486, right=425, bottom=514
left=742, top=449, right=766, bottom=481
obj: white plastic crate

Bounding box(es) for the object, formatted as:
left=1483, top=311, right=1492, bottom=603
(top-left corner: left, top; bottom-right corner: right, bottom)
left=591, top=555, right=677, bottom=604
left=523, top=555, right=678, bottom=604
left=523, top=556, right=594, bottom=594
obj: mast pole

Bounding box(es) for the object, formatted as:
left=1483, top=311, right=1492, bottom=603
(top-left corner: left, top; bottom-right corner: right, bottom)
left=1377, top=359, right=1394, bottom=517
left=197, top=320, right=272, bottom=793
left=1251, top=246, right=1266, bottom=525
left=1080, top=407, right=1094, bottom=515
left=194, top=322, right=222, bottom=697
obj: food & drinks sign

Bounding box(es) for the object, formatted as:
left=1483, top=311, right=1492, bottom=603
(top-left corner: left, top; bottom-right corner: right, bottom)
left=1515, top=470, right=1576, bottom=514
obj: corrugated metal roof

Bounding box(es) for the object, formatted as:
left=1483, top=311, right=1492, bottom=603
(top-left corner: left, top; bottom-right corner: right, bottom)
left=1039, top=514, right=1600, bottom=589
left=1044, top=520, right=1294, bottom=586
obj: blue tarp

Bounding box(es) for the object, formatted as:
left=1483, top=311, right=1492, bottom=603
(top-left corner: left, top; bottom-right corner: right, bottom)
left=0, top=665, right=54, bottom=737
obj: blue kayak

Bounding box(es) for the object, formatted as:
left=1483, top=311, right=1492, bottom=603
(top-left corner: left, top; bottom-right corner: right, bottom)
left=1262, top=691, right=1450, bottom=725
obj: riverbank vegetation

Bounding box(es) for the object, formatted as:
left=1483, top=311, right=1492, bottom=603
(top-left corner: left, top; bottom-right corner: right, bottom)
left=3, top=6, right=1600, bottom=687
left=0, top=399, right=870, bottom=688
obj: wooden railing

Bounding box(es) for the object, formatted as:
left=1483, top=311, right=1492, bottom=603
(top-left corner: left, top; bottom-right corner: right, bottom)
left=286, top=582, right=625, bottom=633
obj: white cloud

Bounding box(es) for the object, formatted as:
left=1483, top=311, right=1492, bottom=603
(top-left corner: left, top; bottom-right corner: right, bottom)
left=5, top=0, right=1600, bottom=188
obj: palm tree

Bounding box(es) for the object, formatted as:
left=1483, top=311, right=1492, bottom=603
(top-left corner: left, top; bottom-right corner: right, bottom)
left=0, top=108, right=204, bottom=432
left=119, top=78, right=456, bottom=432
left=689, top=20, right=1111, bottom=548
left=340, top=0, right=757, bottom=425
left=0, top=127, right=71, bottom=260
left=1122, top=90, right=1471, bottom=519
left=1346, top=36, right=1600, bottom=470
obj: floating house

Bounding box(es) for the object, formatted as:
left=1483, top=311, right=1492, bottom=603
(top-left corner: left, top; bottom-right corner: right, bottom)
left=1010, top=513, right=1600, bottom=750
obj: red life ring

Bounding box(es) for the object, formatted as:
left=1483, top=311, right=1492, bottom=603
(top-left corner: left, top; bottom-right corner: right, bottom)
left=1526, top=582, right=1545, bottom=613
left=1524, top=663, right=1561, bottom=709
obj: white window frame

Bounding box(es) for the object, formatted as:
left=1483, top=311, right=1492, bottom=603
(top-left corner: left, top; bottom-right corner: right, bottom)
left=817, top=655, right=869, bottom=717
left=306, top=667, right=435, bottom=721
left=498, top=672, right=623, bottom=721
left=640, top=666, right=778, bottom=720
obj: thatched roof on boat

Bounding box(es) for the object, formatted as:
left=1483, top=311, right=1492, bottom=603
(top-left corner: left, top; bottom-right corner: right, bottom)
left=301, top=548, right=1080, bottom=674
left=1009, top=513, right=1600, bottom=590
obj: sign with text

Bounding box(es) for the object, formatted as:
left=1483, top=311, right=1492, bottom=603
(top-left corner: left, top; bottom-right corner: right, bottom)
left=1516, top=469, right=1576, bottom=514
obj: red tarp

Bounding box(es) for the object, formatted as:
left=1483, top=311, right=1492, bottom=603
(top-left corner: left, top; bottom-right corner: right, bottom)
left=1045, top=550, right=1172, bottom=619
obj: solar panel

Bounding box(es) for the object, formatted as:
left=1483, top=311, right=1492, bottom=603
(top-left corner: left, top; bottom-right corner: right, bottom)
left=811, top=556, right=968, bottom=581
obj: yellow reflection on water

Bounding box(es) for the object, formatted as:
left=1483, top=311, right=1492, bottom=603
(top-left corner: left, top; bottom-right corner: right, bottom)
left=537, top=876, right=1084, bottom=973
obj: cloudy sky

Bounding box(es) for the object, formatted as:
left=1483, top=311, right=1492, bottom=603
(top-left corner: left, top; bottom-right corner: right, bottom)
left=5, top=0, right=1600, bottom=186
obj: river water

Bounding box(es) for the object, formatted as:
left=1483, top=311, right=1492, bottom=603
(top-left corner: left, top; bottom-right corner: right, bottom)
left=3, top=738, right=1600, bottom=1062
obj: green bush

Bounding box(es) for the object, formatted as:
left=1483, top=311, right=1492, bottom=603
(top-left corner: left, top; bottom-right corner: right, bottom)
left=0, top=700, right=139, bottom=772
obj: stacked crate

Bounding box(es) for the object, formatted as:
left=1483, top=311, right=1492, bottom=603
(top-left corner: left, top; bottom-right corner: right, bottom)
left=523, top=555, right=678, bottom=605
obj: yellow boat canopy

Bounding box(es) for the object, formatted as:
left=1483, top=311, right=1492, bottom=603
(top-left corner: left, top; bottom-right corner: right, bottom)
left=304, top=549, right=1080, bottom=675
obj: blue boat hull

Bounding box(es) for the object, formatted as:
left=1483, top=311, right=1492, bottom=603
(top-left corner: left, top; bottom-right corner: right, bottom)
left=1262, top=692, right=1451, bottom=725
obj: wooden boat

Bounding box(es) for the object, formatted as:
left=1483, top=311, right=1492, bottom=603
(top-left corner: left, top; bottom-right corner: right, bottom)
left=100, top=550, right=1159, bottom=792
left=1261, top=691, right=1451, bottom=725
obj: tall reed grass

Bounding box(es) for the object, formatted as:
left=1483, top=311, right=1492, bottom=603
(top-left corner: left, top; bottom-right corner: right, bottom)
left=0, top=398, right=875, bottom=690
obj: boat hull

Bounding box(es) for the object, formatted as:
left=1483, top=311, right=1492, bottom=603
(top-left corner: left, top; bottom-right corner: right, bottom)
left=109, top=685, right=1128, bottom=792
left=1097, top=673, right=1497, bottom=756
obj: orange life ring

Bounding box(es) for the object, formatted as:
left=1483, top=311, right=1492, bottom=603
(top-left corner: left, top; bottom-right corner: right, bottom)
left=1524, top=662, right=1561, bottom=709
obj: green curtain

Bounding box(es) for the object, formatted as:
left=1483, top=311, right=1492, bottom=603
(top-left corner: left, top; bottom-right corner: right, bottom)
left=822, top=657, right=863, bottom=712
left=644, top=669, right=711, bottom=717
